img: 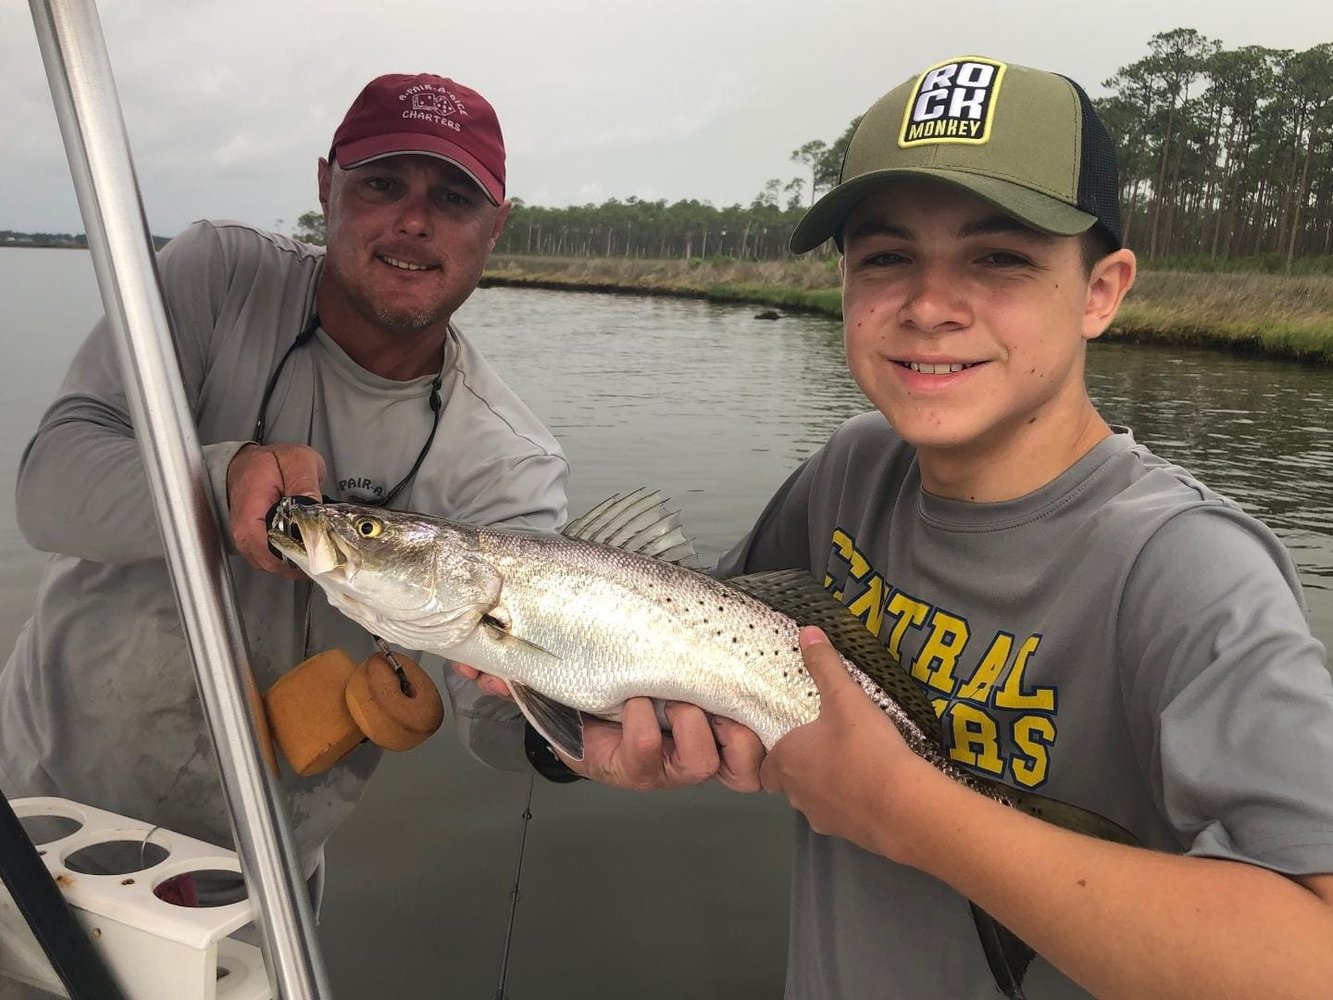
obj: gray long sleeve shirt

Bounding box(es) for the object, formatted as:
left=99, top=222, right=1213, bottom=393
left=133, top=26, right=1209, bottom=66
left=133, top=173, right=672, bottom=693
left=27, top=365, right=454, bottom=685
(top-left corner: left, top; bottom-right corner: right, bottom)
left=0, top=220, right=566, bottom=870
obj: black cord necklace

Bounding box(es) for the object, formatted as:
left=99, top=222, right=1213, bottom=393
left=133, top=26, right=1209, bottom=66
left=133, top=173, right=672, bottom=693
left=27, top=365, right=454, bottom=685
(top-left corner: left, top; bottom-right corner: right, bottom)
left=252, top=312, right=443, bottom=507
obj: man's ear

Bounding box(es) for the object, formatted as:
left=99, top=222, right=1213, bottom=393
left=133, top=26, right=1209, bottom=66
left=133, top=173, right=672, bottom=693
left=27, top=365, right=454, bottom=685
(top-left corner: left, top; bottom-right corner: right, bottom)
left=487, top=199, right=512, bottom=251
left=317, top=158, right=333, bottom=220
left=1083, top=248, right=1136, bottom=342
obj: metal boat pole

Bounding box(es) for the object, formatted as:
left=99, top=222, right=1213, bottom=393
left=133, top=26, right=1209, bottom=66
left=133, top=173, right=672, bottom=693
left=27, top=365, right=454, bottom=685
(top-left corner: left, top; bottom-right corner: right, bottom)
left=27, top=2, right=331, bottom=996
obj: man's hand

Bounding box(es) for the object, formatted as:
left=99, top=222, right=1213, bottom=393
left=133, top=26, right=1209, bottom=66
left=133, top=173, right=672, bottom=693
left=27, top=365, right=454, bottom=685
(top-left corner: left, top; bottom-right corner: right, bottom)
left=760, top=626, right=926, bottom=858
left=226, top=442, right=326, bottom=577
left=449, top=664, right=766, bottom=791
left=451, top=662, right=515, bottom=699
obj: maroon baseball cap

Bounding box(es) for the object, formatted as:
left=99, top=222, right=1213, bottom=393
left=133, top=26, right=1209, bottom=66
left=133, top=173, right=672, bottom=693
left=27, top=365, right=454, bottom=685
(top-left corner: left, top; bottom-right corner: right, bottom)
left=330, top=73, right=505, bottom=204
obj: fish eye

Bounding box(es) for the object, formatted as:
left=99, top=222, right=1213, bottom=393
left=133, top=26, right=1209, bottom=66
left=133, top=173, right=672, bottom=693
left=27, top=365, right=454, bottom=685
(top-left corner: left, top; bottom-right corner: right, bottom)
left=354, top=517, right=383, bottom=538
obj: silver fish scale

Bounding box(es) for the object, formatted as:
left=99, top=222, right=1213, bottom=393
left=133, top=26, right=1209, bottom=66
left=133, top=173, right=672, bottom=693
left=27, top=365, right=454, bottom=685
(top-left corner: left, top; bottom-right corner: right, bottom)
left=468, top=528, right=824, bottom=748
left=471, top=530, right=1018, bottom=798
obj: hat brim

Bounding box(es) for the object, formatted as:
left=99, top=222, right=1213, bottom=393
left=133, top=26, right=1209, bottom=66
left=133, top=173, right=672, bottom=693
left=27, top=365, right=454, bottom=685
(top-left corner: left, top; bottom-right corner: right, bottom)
left=335, top=132, right=503, bottom=205
left=789, top=168, right=1097, bottom=254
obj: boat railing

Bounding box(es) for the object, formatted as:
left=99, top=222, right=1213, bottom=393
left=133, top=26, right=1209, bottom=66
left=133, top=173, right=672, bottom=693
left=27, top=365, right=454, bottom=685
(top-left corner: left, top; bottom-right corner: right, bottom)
left=18, top=1, right=332, bottom=995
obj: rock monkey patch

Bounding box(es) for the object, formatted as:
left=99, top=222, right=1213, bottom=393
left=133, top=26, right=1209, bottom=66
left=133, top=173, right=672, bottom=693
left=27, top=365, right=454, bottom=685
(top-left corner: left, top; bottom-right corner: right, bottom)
left=899, top=57, right=1006, bottom=147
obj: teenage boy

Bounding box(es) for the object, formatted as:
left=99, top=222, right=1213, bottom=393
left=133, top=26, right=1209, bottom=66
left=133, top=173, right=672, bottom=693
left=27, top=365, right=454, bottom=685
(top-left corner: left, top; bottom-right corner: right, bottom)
left=721, top=55, right=1333, bottom=998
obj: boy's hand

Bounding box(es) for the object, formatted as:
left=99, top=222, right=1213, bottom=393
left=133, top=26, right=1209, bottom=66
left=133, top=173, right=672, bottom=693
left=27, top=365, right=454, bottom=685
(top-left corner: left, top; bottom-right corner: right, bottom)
left=760, top=627, right=925, bottom=857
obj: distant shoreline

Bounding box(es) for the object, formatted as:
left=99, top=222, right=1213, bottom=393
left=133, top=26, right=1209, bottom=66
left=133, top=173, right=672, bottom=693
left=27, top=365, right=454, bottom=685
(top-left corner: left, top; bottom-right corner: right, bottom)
left=482, top=255, right=1333, bottom=365
left=0, top=241, right=87, bottom=250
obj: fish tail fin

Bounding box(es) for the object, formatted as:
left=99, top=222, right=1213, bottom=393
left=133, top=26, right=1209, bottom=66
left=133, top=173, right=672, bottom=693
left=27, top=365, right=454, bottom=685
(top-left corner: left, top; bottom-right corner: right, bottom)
left=962, top=777, right=1138, bottom=997
left=970, top=903, right=1032, bottom=1000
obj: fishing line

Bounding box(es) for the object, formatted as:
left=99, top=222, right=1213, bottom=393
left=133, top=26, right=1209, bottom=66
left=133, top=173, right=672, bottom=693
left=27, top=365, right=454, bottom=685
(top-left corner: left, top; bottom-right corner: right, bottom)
left=138, top=824, right=161, bottom=871
left=493, top=774, right=536, bottom=1000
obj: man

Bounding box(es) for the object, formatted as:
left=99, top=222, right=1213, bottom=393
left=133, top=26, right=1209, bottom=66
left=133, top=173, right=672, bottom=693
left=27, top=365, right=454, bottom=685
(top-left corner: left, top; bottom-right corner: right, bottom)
left=0, top=73, right=566, bottom=889
left=479, top=56, right=1333, bottom=997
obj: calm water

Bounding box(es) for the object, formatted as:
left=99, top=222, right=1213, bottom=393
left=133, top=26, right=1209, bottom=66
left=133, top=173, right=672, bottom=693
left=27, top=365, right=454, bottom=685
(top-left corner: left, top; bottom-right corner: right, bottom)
left=1, top=248, right=1330, bottom=997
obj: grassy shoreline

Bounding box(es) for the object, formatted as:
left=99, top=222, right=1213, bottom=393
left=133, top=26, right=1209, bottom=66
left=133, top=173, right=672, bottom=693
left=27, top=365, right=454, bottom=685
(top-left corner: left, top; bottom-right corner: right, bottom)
left=481, top=255, right=1333, bottom=364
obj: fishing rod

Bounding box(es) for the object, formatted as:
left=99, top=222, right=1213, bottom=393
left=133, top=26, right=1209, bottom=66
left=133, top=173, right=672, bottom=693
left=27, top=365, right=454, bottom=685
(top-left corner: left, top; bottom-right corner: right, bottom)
left=493, top=775, right=536, bottom=1000
left=0, top=793, right=126, bottom=999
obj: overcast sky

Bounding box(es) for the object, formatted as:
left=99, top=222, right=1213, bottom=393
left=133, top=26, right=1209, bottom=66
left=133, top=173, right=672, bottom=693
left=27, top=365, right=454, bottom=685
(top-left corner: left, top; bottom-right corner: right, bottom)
left=3, top=0, right=1325, bottom=237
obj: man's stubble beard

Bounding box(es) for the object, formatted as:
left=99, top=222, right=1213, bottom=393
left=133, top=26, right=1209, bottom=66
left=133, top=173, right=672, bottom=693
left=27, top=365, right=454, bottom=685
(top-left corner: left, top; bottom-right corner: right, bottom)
left=336, top=261, right=453, bottom=333
left=369, top=301, right=445, bottom=332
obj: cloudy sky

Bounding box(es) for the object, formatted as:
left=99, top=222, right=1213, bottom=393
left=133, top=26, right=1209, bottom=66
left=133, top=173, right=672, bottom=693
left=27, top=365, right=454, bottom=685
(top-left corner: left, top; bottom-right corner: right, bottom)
left=3, top=0, right=1324, bottom=237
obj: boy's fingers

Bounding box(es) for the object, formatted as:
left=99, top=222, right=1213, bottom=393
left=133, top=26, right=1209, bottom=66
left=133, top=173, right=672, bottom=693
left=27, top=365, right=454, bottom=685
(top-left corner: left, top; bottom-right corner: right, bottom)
left=798, top=626, right=848, bottom=693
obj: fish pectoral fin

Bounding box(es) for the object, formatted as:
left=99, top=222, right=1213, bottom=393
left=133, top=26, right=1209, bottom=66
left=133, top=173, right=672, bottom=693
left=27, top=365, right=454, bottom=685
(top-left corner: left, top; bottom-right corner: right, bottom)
left=510, top=683, right=585, bottom=762
left=501, top=629, right=561, bottom=661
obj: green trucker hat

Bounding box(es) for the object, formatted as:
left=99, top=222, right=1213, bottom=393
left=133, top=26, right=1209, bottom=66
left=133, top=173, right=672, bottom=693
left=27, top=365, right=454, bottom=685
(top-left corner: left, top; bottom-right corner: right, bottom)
left=790, top=56, right=1123, bottom=253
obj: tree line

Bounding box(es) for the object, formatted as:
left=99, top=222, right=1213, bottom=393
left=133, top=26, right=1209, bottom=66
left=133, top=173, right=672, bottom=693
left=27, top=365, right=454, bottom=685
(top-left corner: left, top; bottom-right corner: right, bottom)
left=291, top=30, right=1331, bottom=269
left=1098, top=30, right=1331, bottom=266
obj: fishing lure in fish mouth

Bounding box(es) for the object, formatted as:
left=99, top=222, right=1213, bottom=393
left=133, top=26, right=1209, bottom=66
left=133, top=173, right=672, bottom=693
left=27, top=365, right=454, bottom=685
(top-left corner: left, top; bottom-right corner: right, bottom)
left=266, top=488, right=1139, bottom=1000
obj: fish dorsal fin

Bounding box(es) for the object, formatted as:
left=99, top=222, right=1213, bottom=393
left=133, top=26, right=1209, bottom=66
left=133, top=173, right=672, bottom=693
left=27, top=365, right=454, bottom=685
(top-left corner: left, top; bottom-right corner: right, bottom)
left=725, top=569, right=944, bottom=741
left=510, top=682, right=585, bottom=762
left=563, top=489, right=698, bottom=568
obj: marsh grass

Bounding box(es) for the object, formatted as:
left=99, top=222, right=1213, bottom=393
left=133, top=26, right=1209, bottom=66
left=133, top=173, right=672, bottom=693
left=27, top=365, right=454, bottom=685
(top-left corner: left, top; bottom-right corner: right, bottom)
left=1112, top=271, right=1333, bottom=362
left=482, top=256, right=1333, bottom=363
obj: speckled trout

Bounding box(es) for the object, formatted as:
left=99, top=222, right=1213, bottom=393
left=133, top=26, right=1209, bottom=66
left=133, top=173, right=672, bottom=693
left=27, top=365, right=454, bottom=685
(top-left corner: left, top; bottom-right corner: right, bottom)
left=268, top=490, right=1131, bottom=830
left=268, top=489, right=1137, bottom=999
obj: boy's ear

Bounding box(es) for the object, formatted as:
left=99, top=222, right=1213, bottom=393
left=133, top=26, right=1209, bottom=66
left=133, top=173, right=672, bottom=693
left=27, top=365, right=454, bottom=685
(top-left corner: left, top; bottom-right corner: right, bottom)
left=1083, top=249, right=1136, bottom=342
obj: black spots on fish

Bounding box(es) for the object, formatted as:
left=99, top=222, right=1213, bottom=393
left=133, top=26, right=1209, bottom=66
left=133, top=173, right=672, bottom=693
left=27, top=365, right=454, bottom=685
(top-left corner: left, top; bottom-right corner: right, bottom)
left=731, top=637, right=738, bottom=643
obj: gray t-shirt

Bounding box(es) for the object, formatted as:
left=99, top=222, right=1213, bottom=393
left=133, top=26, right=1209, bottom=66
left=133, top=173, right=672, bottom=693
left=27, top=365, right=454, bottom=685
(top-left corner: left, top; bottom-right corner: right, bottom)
left=718, top=412, right=1333, bottom=999
left=1, top=220, right=566, bottom=870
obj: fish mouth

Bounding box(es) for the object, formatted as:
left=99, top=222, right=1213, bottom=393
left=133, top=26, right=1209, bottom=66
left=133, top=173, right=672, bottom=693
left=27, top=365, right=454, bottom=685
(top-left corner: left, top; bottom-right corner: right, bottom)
left=267, top=499, right=354, bottom=580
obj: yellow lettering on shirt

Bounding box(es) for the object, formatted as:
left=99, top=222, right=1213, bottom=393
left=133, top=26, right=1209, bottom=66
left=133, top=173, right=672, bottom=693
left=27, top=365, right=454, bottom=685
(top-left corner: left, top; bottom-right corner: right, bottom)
left=826, top=529, right=857, bottom=601
left=957, top=631, right=1013, bottom=704
left=883, top=591, right=930, bottom=660
left=847, top=574, right=887, bottom=637
left=1012, top=715, right=1055, bottom=787
left=819, top=527, right=1062, bottom=787
left=947, top=704, right=1004, bottom=775
left=995, top=634, right=1055, bottom=712
left=910, top=610, right=969, bottom=694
